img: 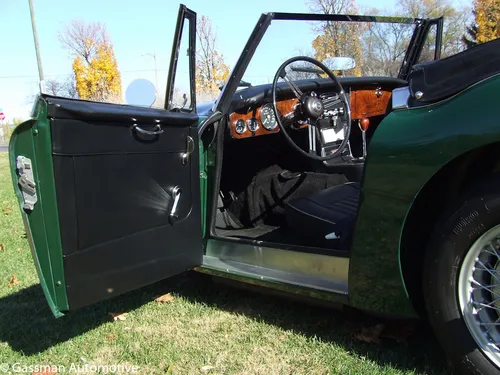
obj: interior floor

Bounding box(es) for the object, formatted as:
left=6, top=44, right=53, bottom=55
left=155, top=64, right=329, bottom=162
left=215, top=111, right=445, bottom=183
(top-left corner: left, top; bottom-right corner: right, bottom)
left=217, top=224, right=333, bottom=249
left=215, top=125, right=365, bottom=252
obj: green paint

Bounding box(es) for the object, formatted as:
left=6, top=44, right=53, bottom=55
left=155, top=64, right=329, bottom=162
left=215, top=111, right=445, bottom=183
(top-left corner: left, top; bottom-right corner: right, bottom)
left=9, top=96, right=68, bottom=317
left=349, top=74, right=500, bottom=317
left=198, top=116, right=208, bottom=238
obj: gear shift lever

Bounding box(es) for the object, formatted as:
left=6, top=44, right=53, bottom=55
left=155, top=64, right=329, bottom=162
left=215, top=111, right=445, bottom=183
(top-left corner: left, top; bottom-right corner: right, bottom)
left=358, top=118, right=370, bottom=159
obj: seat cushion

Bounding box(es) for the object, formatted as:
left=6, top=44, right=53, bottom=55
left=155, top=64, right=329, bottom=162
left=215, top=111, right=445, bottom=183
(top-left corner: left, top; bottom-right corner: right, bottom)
left=285, top=182, right=360, bottom=249
left=408, top=38, right=500, bottom=104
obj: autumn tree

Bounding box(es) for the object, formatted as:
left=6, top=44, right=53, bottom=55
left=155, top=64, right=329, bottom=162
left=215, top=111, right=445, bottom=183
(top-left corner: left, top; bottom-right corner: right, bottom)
left=308, top=0, right=364, bottom=76
left=46, top=77, right=78, bottom=98
left=398, top=0, right=469, bottom=58
left=358, top=0, right=468, bottom=76
left=463, top=0, right=500, bottom=47
left=59, top=21, right=122, bottom=102
left=360, top=12, right=415, bottom=76
left=196, top=16, right=230, bottom=101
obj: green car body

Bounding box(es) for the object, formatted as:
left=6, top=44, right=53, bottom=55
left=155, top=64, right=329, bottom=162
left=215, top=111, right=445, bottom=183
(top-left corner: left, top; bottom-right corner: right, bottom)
left=11, top=74, right=500, bottom=318
left=8, top=4, right=500, bottom=323
left=350, top=74, right=500, bottom=316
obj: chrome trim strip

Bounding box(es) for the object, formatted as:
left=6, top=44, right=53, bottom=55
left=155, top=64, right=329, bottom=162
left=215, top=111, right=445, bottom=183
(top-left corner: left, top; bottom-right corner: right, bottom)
left=203, top=239, right=349, bottom=295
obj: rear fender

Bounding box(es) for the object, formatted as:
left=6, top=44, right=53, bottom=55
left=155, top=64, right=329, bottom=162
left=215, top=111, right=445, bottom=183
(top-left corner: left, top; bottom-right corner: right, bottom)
left=348, top=74, right=500, bottom=317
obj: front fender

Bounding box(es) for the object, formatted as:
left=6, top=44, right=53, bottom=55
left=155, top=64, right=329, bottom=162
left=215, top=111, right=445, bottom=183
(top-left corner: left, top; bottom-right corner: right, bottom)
left=348, top=74, right=500, bottom=317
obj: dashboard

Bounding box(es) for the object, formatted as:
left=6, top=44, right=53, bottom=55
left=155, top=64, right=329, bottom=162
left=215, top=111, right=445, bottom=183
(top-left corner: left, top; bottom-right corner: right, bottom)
left=229, top=98, right=302, bottom=139
left=228, top=87, right=392, bottom=139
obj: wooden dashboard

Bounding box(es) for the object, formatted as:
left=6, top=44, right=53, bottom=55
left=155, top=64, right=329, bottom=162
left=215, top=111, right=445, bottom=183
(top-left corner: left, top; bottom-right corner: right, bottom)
left=350, top=89, right=392, bottom=120
left=229, top=98, right=300, bottom=139
left=229, top=88, right=392, bottom=139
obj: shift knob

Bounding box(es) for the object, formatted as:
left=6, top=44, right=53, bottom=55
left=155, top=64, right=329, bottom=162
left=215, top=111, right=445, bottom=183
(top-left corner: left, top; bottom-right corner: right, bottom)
left=360, top=118, right=370, bottom=131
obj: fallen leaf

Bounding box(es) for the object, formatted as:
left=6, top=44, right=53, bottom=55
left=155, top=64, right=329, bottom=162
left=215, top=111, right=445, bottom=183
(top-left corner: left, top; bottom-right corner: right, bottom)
left=155, top=293, right=175, bottom=303
left=2, top=206, right=12, bottom=215
left=17, top=247, right=22, bottom=252
left=106, top=333, right=117, bottom=340
left=200, top=365, right=214, bottom=373
left=109, top=312, right=128, bottom=321
left=8, top=275, right=20, bottom=288
left=0, top=244, right=4, bottom=252
left=354, top=323, right=385, bottom=344
left=2, top=201, right=8, bottom=205
left=381, top=320, right=416, bottom=342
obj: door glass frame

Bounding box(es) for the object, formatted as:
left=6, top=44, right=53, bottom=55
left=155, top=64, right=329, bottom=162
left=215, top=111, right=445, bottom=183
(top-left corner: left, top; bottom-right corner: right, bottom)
left=165, top=4, right=197, bottom=112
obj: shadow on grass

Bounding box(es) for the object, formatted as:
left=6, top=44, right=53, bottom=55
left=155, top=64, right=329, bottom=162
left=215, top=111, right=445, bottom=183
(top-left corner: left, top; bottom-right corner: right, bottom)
left=0, top=272, right=450, bottom=374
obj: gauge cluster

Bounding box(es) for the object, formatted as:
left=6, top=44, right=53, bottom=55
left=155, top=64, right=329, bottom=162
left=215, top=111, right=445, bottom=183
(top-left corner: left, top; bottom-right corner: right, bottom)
left=260, top=104, right=278, bottom=131
left=229, top=102, right=283, bottom=139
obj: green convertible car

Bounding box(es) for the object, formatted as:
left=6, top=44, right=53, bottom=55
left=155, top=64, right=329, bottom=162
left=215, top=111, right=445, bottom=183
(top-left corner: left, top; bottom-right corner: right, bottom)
left=9, top=4, right=500, bottom=374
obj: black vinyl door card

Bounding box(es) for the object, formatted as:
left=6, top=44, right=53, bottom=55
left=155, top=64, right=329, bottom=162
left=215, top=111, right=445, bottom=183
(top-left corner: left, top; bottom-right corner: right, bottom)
left=47, top=96, right=203, bottom=309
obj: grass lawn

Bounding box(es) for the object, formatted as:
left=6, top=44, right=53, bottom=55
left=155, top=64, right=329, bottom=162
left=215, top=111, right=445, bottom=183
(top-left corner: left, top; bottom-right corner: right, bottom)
left=0, top=151, right=450, bottom=375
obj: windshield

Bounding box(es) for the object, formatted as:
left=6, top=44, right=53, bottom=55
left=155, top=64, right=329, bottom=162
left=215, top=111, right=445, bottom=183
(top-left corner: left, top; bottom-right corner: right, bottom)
left=241, top=17, right=420, bottom=87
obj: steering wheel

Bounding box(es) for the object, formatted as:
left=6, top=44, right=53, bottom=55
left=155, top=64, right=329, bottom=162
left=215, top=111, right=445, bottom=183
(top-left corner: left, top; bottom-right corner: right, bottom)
left=271, top=56, right=351, bottom=161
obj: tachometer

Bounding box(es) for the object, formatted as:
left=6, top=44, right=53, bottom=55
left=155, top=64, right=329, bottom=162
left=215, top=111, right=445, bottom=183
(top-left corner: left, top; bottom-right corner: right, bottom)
left=234, top=119, right=246, bottom=134
left=260, top=103, right=278, bottom=131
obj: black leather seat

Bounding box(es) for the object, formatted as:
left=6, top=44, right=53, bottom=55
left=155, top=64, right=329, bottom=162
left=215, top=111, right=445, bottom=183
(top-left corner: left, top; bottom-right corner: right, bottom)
left=285, top=182, right=360, bottom=249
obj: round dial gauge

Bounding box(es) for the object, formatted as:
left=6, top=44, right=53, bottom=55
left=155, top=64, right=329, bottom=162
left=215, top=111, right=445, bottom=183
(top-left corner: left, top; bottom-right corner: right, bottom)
left=247, top=118, right=259, bottom=132
left=260, top=104, right=278, bottom=130
left=234, top=119, right=246, bottom=134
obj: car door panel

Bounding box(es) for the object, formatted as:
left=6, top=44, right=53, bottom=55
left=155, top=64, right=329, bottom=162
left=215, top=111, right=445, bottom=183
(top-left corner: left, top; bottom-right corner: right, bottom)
left=9, top=4, right=201, bottom=316
left=43, top=96, right=202, bottom=310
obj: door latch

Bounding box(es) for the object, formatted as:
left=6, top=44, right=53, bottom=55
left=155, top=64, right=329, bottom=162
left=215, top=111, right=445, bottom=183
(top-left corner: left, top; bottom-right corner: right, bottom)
left=16, top=156, right=37, bottom=212
left=181, top=136, right=195, bottom=165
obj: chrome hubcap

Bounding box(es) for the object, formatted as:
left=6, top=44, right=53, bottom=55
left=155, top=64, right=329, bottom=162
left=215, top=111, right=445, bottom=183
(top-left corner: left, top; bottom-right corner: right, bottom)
left=459, top=224, right=500, bottom=368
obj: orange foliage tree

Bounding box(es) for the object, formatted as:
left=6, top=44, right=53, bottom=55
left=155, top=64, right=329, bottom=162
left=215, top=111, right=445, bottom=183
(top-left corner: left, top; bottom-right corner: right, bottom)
left=463, top=0, right=500, bottom=47
left=59, top=21, right=122, bottom=102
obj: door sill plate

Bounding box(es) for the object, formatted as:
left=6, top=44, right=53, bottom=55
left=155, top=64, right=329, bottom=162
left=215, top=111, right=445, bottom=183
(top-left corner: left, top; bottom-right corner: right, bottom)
left=200, top=239, right=349, bottom=297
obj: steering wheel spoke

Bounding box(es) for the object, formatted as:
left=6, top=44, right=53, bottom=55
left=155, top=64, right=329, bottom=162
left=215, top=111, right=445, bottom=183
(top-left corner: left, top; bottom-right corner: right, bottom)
left=272, top=56, right=351, bottom=162
left=280, top=68, right=304, bottom=99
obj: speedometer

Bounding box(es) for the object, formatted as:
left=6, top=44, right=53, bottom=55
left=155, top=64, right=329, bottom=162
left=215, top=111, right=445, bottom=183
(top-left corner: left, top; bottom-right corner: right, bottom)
left=260, top=104, right=278, bottom=131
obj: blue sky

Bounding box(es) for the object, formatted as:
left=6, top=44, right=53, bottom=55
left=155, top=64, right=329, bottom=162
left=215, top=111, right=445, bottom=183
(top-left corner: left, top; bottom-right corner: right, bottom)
left=0, top=0, right=463, bottom=121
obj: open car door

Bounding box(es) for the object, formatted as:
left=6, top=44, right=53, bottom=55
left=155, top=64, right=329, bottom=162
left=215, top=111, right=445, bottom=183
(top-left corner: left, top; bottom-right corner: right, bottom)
left=9, top=5, right=201, bottom=317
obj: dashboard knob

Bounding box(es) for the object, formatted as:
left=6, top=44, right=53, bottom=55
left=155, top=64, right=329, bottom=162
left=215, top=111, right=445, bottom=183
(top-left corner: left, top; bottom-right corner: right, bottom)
left=360, top=118, right=370, bottom=131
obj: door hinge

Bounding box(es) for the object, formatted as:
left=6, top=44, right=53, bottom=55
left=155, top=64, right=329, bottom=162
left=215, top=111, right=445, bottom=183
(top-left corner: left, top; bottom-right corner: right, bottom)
left=16, top=156, right=37, bottom=212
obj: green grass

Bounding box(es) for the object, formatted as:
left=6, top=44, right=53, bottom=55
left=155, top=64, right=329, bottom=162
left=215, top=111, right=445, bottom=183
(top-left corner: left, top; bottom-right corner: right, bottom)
left=0, top=151, right=450, bottom=375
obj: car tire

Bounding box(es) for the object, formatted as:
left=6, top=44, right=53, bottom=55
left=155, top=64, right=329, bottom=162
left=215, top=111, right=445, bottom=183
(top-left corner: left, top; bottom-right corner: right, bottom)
left=424, top=181, right=500, bottom=375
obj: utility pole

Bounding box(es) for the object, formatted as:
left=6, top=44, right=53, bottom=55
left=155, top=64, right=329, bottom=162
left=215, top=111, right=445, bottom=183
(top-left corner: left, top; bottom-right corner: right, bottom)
left=28, top=0, right=45, bottom=93
left=142, top=51, right=159, bottom=93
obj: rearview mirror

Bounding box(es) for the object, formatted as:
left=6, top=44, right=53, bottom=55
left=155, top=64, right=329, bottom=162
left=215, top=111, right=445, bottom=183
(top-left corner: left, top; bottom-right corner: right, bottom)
left=125, top=79, right=156, bottom=107
left=323, top=57, right=356, bottom=71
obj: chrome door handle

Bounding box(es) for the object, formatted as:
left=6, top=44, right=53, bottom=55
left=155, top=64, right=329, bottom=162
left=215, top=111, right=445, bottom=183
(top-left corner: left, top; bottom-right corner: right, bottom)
left=169, top=186, right=182, bottom=220
left=132, top=124, right=164, bottom=136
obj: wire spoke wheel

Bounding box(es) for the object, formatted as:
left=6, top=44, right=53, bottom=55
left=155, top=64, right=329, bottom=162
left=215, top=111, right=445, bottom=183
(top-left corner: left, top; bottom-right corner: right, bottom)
left=459, top=224, right=500, bottom=368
